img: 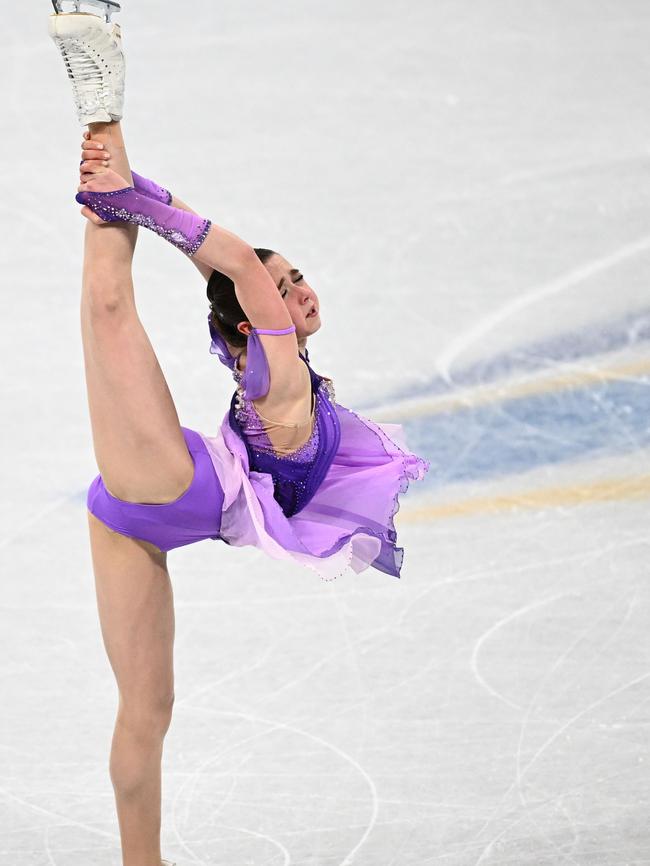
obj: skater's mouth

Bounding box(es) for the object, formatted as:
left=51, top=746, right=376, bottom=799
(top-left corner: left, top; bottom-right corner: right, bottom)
left=306, top=305, right=318, bottom=319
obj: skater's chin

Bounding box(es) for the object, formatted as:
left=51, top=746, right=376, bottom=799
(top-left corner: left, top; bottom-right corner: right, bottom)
left=309, top=315, right=322, bottom=333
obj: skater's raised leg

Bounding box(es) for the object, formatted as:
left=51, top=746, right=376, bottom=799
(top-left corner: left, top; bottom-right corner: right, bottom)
left=79, top=134, right=194, bottom=503
left=85, top=119, right=134, bottom=186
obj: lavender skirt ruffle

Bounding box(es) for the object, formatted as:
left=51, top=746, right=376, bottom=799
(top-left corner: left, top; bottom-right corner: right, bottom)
left=199, top=402, right=429, bottom=581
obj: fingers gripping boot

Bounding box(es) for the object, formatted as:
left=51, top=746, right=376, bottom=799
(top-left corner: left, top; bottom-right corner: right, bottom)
left=48, top=9, right=125, bottom=125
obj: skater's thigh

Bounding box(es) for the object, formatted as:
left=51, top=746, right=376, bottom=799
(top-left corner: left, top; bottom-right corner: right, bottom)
left=88, top=510, right=175, bottom=710
left=82, top=301, right=194, bottom=504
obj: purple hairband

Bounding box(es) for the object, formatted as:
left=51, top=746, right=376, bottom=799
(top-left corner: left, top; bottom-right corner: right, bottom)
left=208, top=313, right=297, bottom=400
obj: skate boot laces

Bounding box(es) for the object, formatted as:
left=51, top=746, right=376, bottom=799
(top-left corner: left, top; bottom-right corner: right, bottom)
left=54, top=27, right=121, bottom=116
left=61, top=41, right=106, bottom=92
left=49, top=11, right=125, bottom=124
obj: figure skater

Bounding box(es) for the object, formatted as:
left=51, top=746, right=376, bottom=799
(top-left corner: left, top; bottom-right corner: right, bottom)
left=49, top=2, right=429, bottom=863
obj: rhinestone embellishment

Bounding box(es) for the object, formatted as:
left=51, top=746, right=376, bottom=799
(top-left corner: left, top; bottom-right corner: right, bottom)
left=231, top=365, right=335, bottom=464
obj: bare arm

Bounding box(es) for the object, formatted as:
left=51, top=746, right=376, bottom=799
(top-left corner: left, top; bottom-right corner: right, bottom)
left=81, top=131, right=212, bottom=282
left=152, top=195, right=291, bottom=333
left=80, top=136, right=294, bottom=335
left=191, top=235, right=293, bottom=330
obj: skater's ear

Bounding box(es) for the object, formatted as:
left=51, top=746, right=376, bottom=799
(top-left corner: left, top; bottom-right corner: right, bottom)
left=236, top=321, right=254, bottom=337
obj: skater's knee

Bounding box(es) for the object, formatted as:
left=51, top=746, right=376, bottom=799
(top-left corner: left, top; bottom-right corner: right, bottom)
left=110, top=701, right=174, bottom=796
left=117, top=692, right=175, bottom=739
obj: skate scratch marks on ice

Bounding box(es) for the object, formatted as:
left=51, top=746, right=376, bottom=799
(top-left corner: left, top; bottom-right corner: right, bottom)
left=434, top=233, right=650, bottom=384
left=168, top=704, right=380, bottom=866
left=469, top=592, right=574, bottom=712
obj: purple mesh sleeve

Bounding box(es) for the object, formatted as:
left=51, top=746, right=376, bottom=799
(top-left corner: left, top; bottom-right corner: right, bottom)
left=241, top=326, right=297, bottom=400
left=207, top=316, right=298, bottom=400
left=75, top=186, right=211, bottom=257
left=242, top=330, right=271, bottom=400
left=130, top=171, right=172, bottom=205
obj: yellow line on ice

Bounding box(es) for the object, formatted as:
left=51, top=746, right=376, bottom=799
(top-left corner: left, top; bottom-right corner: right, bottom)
left=401, top=474, right=650, bottom=522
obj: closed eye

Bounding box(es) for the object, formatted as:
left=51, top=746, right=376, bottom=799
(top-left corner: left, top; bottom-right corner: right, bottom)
left=280, top=275, right=303, bottom=298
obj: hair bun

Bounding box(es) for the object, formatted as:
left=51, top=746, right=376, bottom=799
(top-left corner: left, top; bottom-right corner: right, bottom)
left=206, top=249, right=278, bottom=350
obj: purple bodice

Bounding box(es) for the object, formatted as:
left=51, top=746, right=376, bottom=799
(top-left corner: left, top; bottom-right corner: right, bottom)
left=228, top=355, right=340, bottom=517
left=232, top=373, right=321, bottom=465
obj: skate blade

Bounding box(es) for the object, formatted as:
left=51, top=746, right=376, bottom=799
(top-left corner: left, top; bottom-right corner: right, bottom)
left=51, top=0, right=121, bottom=22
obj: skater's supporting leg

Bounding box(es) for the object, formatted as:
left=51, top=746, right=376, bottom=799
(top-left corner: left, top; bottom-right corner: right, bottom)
left=88, top=509, right=174, bottom=866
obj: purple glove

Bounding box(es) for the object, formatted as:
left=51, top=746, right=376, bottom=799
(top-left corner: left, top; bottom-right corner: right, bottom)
left=130, top=170, right=172, bottom=205
left=76, top=185, right=211, bottom=257
left=79, top=159, right=172, bottom=204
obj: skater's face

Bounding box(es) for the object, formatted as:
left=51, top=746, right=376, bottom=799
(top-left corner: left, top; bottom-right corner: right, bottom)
left=262, top=253, right=321, bottom=338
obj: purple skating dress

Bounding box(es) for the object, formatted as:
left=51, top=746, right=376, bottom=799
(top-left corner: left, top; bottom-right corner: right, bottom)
left=196, top=317, right=430, bottom=581
left=78, top=178, right=430, bottom=578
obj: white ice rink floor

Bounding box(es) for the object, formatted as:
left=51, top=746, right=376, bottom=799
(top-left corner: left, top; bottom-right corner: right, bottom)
left=2, top=1, right=650, bottom=863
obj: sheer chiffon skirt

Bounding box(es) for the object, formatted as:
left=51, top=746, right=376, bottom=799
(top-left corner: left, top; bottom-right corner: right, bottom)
left=199, top=403, right=429, bottom=581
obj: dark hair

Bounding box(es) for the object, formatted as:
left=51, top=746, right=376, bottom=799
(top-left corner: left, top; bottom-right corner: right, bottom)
left=207, top=248, right=277, bottom=349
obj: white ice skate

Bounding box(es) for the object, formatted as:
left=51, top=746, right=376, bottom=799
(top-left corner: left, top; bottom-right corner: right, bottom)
left=48, top=0, right=125, bottom=126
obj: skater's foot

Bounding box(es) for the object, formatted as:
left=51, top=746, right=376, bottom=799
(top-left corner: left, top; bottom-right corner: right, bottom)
left=49, top=4, right=125, bottom=125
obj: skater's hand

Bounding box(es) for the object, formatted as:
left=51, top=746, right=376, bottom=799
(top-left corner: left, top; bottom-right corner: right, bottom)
left=78, top=141, right=132, bottom=227
left=80, top=129, right=111, bottom=174
left=79, top=130, right=112, bottom=224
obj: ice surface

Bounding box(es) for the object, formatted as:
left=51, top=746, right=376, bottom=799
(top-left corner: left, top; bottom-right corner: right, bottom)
left=2, top=1, right=650, bottom=864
